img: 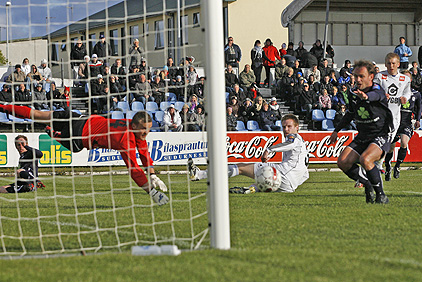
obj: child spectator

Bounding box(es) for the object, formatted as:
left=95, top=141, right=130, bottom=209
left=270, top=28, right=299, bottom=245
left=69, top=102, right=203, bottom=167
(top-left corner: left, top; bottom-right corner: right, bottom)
left=319, top=89, right=331, bottom=112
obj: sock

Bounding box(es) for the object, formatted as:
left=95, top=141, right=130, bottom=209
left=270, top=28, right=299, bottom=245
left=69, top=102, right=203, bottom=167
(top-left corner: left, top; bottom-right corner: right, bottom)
left=366, top=166, right=384, bottom=195
left=395, top=147, right=407, bottom=168
left=345, top=164, right=372, bottom=188
left=0, top=104, right=31, bottom=119
left=385, top=152, right=393, bottom=171
left=228, top=165, right=239, bottom=178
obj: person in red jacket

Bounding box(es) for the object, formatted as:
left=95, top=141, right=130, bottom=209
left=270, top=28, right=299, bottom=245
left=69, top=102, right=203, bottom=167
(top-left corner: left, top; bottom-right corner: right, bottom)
left=0, top=104, right=169, bottom=205
left=262, top=38, right=281, bottom=87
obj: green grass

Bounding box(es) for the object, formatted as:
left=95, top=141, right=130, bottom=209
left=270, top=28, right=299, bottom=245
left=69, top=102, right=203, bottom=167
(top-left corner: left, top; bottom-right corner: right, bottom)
left=0, top=169, right=421, bottom=282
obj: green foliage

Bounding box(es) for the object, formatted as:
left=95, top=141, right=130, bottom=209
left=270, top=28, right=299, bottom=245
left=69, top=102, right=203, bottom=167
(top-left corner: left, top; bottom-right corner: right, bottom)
left=0, top=169, right=421, bottom=281
left=0, top=49, right=8, bottom=65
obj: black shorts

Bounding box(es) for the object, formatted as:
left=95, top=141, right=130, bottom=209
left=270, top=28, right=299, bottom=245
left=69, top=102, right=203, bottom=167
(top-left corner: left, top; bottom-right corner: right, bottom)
left=348, top=135, right=390, bottom=155
left=52, top=110, right=88, bottom=152
left=6, top=181, right=35, bottom=193
left=393, top=123, right=413, bottom=143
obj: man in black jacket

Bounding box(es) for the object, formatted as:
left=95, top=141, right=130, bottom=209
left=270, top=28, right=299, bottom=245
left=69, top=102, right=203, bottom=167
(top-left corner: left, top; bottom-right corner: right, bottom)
left=0, top=84, right=13, bottom=103
left=0, top=135, right=44, bottom=193
left=92, top=34, right=112, bottom=61
left=70, top=39, right=87, bottom=67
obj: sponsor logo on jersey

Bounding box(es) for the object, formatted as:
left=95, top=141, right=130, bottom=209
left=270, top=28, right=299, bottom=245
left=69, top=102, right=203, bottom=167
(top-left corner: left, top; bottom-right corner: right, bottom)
left=39, top=135, right=72, bottom=165
left=382, top=74, right=387, bottom=80
left=387, top=83, right=399, bottom=96
left=399, top=76, right=405, bottom=81
left=0, top=135, right=7, bottom=166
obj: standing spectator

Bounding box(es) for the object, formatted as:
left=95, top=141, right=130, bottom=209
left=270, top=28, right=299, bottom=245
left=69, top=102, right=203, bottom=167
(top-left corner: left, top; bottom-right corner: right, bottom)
left=21, top=58, right=31, bottom=76
left=133, top=73, right=154, bottom=105
left=286, top=42, right=296, bottom=57
left=150, top=75, right=167, bottom=104
left=225, top=64, right=239, bottom=89
left=224, top=36, right=242, bottom=68
left=92, top=34, right=112, bottom=60
left=238, top=97, right=257, bottom=124
left=162, top=104, right=183, bottom=132
left=326, top=43, right=335, bottom=64
left=394, top=36, right=412, bottom=69
left=319, top=89, right=331, bottom=112
left=6, top=64, right=26, bottom=84
left=70, top=38, right=87, bottom=67
left=310, top=39, right=324, bottom=62
left=0, top=85, right=12, bottom=103
left=319, top=59, right=332, bottom=79
left=299, top=83, right=318, bottom=122
left=186, top=65, right=198, bottom=97
left=226, top=107, right=237, bottom=131
left=32, top=84, right=49, bottom=110
left=89, top=54, right=103, bottom=78
left=279, top=43, right=287, bottom=56
left=259, top=102, right=280, bottom=131
left=239, top=64, right=256, bottom=93
left=295, top=41, right=307, bottom=62
left=250, top=40, right=270, bottom=86
left=419, top=45, right=422, bottom=67
left=129, top=38, right=144, bottom=67
left=262, top=38, right=281, bottom=87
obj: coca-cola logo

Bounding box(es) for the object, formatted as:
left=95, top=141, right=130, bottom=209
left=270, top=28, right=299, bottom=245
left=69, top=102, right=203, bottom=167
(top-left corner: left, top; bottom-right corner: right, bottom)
left=226, top=136, right=279, bottom=159
left=305, top=135, right=349, bottom=158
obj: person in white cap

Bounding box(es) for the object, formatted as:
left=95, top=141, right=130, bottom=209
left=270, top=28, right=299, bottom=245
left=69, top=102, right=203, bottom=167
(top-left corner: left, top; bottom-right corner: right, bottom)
left=77, top=55, right=90, bottom=85
left=129, top=38, right=144, bottom=67
left=90, top=73, right=109, bottom=114
left=162, top=104, right=183, bottom=132
left=37, top=59, right=52, bottom=89
left=89, top=54, right=103, bottom=78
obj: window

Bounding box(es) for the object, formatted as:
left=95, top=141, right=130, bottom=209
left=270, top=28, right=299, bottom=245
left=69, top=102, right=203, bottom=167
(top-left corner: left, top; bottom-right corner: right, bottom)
left=51, top=42, right=59, bottom=63
left=130, top=25, right=139, bottom=40
left=109, top=29, right=118, bottom=56
left=121, top=27, right=126, bottom=62
left=89, top=33, right=96, bottom=55
left=168, top=17, right=175, bottom=58
left=154, top=20, right=164, bottom=49
left=70, top=37, right=78, bottom=50
left=61, top=39, right=66, bottom=51
left=193, top=12, right=200, bottom=27
left=143, top=22, right=149, bottom=36
left=181, top=15, right=188, bottom=45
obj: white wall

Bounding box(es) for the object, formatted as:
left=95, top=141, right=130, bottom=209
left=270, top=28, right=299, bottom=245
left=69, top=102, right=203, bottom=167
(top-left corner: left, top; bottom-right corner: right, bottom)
left=0, top=39, right=48, bottom=68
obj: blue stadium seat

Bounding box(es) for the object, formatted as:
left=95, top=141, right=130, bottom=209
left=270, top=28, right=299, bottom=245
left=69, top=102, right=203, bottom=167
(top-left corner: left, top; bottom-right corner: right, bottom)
left=236, top=120, right=247, bottom=131
left=247, top=120, right=261, bottom=131
left=0, top=112, right=9, bottom=122
left=325, top=109, right=336, bottom=120
left=165, top=92, right=177, bottom=102
left=160, top=101, right=172, bottom=111
left=72, top=109, right=82, bottom=115
left=225, top=92, right=230, bottom=103
left=117, top=101, right=130, bottom=113
left=131, top=101, right=144, bottom=111
left=322, top=119, right=335, bottom=131
left=146, top=101, right=159, bottom=113
left=150, top=120, right=161, bottom=132
left=126, top=110, right=136, bottom=120
left=275, top=120, right=282, bottom=127
left=8, top=115, right=26, bottom=122
left=154, top=110, right=165, bottom=123
left=111, top=111, right=125, bottom=119
left=312, top=109, right=325, bottom=121
left=174, top=101, right=185, bottom=111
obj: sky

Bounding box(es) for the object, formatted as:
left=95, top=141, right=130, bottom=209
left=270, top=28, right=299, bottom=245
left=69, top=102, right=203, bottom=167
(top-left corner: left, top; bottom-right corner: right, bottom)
left=0, top=0, right=121, bottom=41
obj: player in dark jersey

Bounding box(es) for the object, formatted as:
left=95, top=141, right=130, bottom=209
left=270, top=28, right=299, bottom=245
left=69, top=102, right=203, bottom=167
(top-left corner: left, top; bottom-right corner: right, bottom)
left=0, top=135, right=45, bottom=193
left=0, top=104, right=169, bottom=205
left=329, top=60, right=393, bottom=204
left=384, top=70, right=421, bottom=180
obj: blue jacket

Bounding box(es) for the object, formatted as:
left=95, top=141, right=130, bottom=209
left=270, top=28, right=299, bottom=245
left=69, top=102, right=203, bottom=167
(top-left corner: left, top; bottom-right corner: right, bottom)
left=394, top=44, right=412, bottom=63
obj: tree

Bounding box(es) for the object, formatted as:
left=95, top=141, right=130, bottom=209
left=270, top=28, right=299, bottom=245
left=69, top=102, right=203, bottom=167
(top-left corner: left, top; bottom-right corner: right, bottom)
left=0, top=50, right=8, bottom=65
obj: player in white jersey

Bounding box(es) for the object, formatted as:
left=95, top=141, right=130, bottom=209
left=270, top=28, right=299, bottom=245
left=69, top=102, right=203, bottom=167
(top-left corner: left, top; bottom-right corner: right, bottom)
left=373, top=53, right=411, bottom=177
left=188, top=114, right=309, bottom=193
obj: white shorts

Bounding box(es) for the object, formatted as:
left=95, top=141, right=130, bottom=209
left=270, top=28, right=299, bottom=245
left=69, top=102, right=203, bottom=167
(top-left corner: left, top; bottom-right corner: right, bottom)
left=253, top=163, right=294, bottom=193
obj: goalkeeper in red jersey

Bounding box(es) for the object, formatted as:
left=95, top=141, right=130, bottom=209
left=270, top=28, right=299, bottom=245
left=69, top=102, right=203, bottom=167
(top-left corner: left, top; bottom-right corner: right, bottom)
left=0, top=104, right=169, bottom=205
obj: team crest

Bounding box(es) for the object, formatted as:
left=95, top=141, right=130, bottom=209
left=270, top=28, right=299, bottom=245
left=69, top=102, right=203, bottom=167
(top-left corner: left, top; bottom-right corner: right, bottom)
left=387, top=83, right=399, bottom=96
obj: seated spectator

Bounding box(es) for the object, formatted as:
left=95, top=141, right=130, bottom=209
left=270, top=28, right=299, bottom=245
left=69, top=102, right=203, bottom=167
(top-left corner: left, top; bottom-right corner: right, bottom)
left=375, top=66, right=380, bottom=74
left=180, top=104, right=193, bottom=130
left=329, top=70, right=339, bottom=87
left=14, top=83, right=31, bottom=105
left=195, top=76, right=206, bottom=100
left=292, top=77, right=306, bottom=112
left=269, top=97, right=283, bottom=120
left=319, top=58, right=332, bottom=79
left=226, top=107, right=237, bottom=131
left=319, top=89, right=331, bottom=112
left=310, top=39, right=324, bottom=62
left=299, top=83, right=318, bottom=122
left=254, top=95, right=264, bottom=112
left=410, top=61, right=422, bottom=74
left=89, top=54, right=103, bottom=78
left=334, top=104, right=354, bottom=130
left=295, top=41, right=307, bottom=63
left=308, top=64, right=321, bottom=82
left=326, top=43, right=335, bottom=64
left=186, top=65, right=198, bottom=97
left=339, top=84, right=350, bottom=108
left=308, top=74, right=320, bottom=94
left=259, top=102, right=280, bottom=131
left=238, top=97, right=257, bottom=124
left=0, top=84, right=12, bottom=103
left=111, top=58, right=127, bottom=87
left=338, top=71, right=351, bottom=85
left=33, top=83, right=49, bottom=110
left=411, top=67, right=422, bottom=91
left=227, top=96, right=240, bottom=118
left=26, top=64, right=42, bottom=89
left=320, top=75, right=334, bottom=95
left=139, top=58, right=151, bottom=81
left=339, top=60, right=352, bottom=78
left=189, top=104, right=206, bottom=131
left=166, top=57, right=178, bottom=84
left=172, top=75, right=185, bottom=101
left=330, top=86, right=344, bottom=111
left=275, top=57, right=289, bottom=82
left=279, top=43, right=287, bottom=56
left=279, top=67, right=295, bottom=102
left=77, top=55, right=90, bottom=85
left=133, top=73, right=154, bottom=105
left=37, top=59, right=52, bottom=87
left=162, top=104, right=183, bottom=132
left=225, top=64, right=238, bottom=90
left=128, top=65, right=142, bottom=90
left=47, top=82, right=66, bottom=110
left=292, top=59, right=303, bottom=77
left=188, top=94, right=200, bottom=113
left=21, top=58, right=31, bottom=76
left=286, top=42, right=296, bottom=57
left=109, top=75, right=125, bottom=110
left=150, top=75, right=167, bottom=104
left=229, top=84, right=246, bottom=104
left=347, top=75, right=356, bottom=88
left=239, top=64, right=256, bottom=93
left=7, top=64, right=26, bottom=84
left=90, top=74, right=108, bottom=114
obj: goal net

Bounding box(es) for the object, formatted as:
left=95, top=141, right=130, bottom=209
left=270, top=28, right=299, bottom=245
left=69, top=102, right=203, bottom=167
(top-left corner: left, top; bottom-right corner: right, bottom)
left=0, top=0, right=228, bottom=258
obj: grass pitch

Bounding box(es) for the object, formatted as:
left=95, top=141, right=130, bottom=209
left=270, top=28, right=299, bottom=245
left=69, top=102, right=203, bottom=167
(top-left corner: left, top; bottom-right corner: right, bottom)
left=0, top=168, right=421, bottom=282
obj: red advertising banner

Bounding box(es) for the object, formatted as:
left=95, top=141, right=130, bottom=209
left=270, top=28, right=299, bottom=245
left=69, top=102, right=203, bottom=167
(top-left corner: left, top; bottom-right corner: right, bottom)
left=391, top=131, right=422, bottom=162
left=227, top=131, right=355, bottom=163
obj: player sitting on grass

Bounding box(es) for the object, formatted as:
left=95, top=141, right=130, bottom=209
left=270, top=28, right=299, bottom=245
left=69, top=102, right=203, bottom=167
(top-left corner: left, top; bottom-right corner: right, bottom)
left=0, top=105, right=169, bottom=205
left=188, top=114, right=309, bottom=193
left=0, top=135, right=45, bottom=193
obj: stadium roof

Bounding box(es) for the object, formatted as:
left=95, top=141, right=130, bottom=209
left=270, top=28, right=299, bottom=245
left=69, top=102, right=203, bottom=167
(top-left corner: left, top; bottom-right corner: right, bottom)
left=281, top=0, right=422, bottom=27
left=48, top=0, right=205, bottom=38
